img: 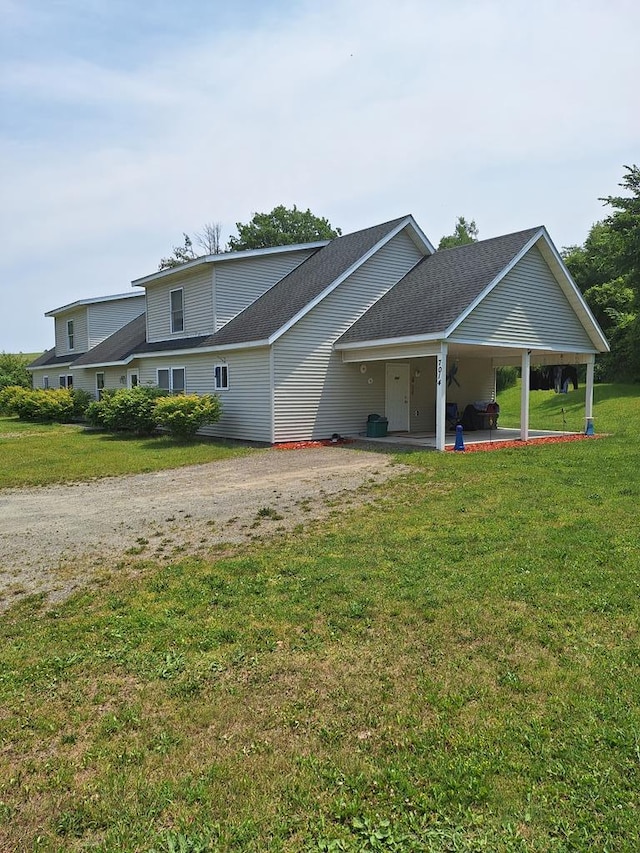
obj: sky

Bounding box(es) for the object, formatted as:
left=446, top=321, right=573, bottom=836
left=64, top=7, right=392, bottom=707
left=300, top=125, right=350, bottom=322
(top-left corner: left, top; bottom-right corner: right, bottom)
left=1, top=0, right=638, bottom=353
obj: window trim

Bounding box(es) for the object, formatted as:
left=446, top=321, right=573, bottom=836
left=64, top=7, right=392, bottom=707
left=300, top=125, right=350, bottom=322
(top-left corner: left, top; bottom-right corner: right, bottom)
left=43, top=376, right=49, bottom=389
left=170, top=288, right=184, bottom=334
left=157, top=366, right=186, bottom=394
left=59, top=374, right=73, bottom=389
left=214, top=363, right=229, bottom=391
left=96, top=372, right=105, bottom=400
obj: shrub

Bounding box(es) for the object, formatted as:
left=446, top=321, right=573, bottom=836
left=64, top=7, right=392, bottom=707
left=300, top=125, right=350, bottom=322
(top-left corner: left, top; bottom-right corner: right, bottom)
left=70, top=388, right=93, bottom=420
left=154, top=394, right=222, bottom=439
left=0, top=385, right=30, bottom=415
left=86, top=386, right=168, bottom=435
left=8, top=388, right=74, bottom=422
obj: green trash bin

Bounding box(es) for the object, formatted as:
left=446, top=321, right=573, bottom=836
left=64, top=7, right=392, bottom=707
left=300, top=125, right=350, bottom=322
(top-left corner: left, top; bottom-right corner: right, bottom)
left=366, top=414, right=388, bottom=437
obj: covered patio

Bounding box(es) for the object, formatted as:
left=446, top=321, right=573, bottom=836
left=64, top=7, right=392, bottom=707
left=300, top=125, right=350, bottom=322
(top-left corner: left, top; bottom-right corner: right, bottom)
left=348, top=425, right=583, bottom=451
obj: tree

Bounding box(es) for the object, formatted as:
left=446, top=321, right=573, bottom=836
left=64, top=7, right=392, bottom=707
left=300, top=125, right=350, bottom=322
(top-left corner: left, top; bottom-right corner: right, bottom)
left=195, top=221, right=223, bottom=255
left=562, top=165, right=640, bottom=379
left=227, top=205, right=341, bottom=251
left=438, top=216, right=479, bottom=250
left=0, top=352, right=32, bottom=390
left=158, top=234, right=198, bottom=270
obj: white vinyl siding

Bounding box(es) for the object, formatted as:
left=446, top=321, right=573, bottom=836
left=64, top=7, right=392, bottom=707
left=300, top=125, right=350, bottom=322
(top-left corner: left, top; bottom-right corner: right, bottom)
left=66, top=366, right=129, bottom=397
left=145, top=268, right=214, bottom=342
left=55, top=311, right=87, bottom=356
left=86, top=296, right=145, bottom=349
left=272, top=230, right=424, bottom=441
left=214, top=250, right=316, bottom=330
left=136, top=350, right=272, bottom=442
left=453, top=245, right=594, bottom=350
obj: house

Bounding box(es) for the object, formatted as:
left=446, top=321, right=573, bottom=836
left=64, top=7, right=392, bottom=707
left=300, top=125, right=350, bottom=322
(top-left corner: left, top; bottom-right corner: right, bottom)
left=28, top=215, right=608, bottom=450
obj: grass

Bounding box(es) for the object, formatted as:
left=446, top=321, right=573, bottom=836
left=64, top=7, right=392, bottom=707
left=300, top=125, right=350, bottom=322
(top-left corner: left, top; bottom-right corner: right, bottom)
left=0, top=418, right=255, bottom=489
left=1, top=385, right=640, bottom=850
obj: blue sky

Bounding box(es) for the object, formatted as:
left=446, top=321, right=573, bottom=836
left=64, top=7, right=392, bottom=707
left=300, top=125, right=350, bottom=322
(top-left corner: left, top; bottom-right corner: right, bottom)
left=1, top=0, right=638, bottom=352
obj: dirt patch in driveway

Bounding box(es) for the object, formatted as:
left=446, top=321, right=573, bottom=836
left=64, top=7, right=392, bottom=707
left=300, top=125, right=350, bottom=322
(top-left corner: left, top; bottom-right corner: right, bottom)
left=0, top=446, right=407, bottom=611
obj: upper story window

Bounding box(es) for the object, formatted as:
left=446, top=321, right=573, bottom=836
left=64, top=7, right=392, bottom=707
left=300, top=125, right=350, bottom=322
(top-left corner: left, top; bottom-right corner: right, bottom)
left=67, top=319, right=75, bottom=350
left=170, top=288, right=184, bottom=334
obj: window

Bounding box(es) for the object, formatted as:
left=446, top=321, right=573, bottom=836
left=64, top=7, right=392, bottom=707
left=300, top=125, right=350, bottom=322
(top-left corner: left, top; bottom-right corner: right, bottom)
left=43, top=376, right=49, bottom=389
left=157, top=367, right=185, bottom=393
left=170, top=288, right=184, bottom=333
left=96, top=372, right=105, bottom=400
left=67, top=319, right=74, bottom=350
left=59, top=374, right=73, bottom=389
left=214, top=363, right=229, bottom=390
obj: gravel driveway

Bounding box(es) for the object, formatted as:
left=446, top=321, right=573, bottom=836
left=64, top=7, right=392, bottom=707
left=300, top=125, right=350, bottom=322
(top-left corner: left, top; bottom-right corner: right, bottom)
left=0, top=446, right=406, bottom=610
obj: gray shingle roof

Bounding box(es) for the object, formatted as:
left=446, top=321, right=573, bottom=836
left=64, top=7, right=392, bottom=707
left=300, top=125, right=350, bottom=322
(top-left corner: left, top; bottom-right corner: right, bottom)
left=203, top=216, right=412, bottom=347
left=337, top=227, right=542, bottom=344
left=28, top=348, right=71, bottom=369
left=71, top=313, right=147, bottom=365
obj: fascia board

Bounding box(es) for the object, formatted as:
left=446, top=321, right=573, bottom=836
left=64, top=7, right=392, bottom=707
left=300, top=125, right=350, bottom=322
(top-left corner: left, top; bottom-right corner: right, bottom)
left=536, top=228, right=610, bottom=352
left=45, top=292, right=143, bottom=316
left=335, top=331, right=443, bottom=350
left=443, top=229, right=545, bottom=338
left=131, top=241, right=329, bottom=288
left=404, top=214, right=436, bottom=254
left=72, top=357, right=136, bottom=369
left=448, top=335, right=600, bottom=354
left=135, top=339, right=270, bottom=359
left=267, top=218, right=423, bottom=345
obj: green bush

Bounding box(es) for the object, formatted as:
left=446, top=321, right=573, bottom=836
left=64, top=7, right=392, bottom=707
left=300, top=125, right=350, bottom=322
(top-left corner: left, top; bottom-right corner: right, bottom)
left=0, top=385, right=29, bottom=415
left=70, top=388, right=93, bottom=420
left=86, top=386, right=168, bottom=435
left=154, top=394, right=222, bottom=439
left=7, top=387, right=74, bottom=422
left=496, top=366, right=519, bottom=393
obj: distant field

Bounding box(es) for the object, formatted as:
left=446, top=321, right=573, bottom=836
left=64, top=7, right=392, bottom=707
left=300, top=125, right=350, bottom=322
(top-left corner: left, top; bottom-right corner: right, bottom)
left=0, top=383, right=639, bottom=851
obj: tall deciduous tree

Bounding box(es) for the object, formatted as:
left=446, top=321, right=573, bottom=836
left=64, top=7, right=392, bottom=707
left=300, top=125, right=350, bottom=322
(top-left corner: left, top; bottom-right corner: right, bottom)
left=227, top=205, right=341, bottom=251
left=563, top=165, right=640, bottom=378
left=438, top=216, right=479, bottom=249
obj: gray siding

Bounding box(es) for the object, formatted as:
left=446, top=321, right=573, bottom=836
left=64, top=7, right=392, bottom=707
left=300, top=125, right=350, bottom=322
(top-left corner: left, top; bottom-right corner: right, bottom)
left=145, top=268, right=214, bottom=342
left=272, top=230, right=424, bottom=441
left=214, top=250, right=315, bottom=330
left=87, top=296, right=145, bottom=349
left=71, top=366, right=127, bottom=398
left=55, top=310, right=88, bottom=356
left=136, top=349, right=272, bottom=443
left=454, top=245, right=594, bottom=350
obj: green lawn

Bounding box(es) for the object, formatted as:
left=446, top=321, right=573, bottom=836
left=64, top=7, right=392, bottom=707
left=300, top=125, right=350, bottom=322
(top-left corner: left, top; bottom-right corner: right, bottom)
left=1, top=386, right=639, bottom=851
left=0, top=419, right=256, bottom=489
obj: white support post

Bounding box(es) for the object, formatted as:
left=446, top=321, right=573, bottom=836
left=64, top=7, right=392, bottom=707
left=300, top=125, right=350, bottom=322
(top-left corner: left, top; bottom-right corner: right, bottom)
left=520, top=350, right=531, bottom=442
left=435, top=344, right=447, bottom=451
left=585, top=354, right=595, bottom=434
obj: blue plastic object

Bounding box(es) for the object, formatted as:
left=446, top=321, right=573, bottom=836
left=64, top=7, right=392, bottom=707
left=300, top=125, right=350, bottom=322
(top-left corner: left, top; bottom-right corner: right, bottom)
left=454, top=424, right=465, bottom=451
left=585, top=418, right=595, bottom=436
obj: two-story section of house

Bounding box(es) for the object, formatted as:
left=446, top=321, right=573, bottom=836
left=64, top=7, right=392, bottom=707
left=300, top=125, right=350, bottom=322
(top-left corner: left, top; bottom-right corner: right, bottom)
left=29, top=292, right=146, bottom=396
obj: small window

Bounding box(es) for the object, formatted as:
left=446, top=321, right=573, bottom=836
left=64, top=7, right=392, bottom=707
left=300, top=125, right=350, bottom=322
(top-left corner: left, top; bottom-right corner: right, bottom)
left=67, top=319, right=75, bottom=350
left=172, top=368, right=185, bottom=393
left=170, top=289, right=184, bottom=334
left=43, top=376, right=49, bottom=389
left=214, top=364, right=228, bottom=390
left=96, top=372, right=105, bottom=400
left=157, top=368, right=170, bottom=391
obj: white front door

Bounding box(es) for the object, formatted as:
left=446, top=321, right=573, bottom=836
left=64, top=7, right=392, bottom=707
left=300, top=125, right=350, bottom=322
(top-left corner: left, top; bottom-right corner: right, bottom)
left=385, top=363, right=410, bottom=431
